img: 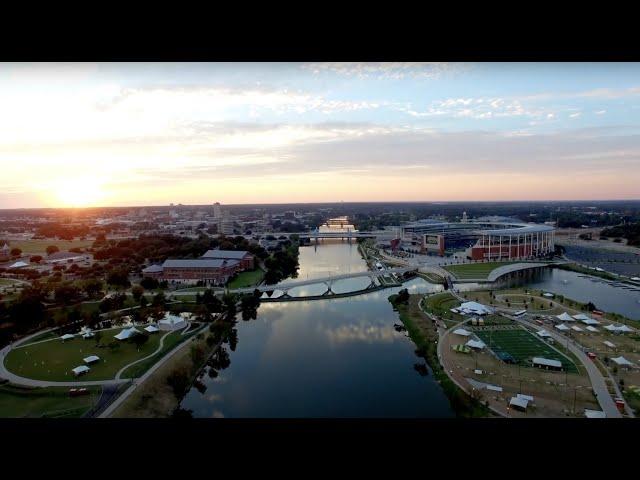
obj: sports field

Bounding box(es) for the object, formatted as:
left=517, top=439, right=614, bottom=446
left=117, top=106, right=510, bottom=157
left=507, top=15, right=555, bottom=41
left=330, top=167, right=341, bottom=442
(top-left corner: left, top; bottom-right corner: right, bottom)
left=474, top=326, right=578, bottom=373
left=443, top=262, right=517, bottom=280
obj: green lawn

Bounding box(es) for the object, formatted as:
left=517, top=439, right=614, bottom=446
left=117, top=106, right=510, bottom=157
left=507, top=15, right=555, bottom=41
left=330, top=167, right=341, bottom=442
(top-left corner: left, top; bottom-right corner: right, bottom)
left=0, top=278, right=22, bottom=287
left=0, top=384, right=100, bottom=418
left=474, top=326, right=578, bottom=373
left=7, top=239, right=94, bottom=255
left=4, top=328, right=177, bottom=381
left=443, top=261, right=518, bottom=280
left=227, top=269, right=265, bottom=289
left=422, top=292, right=464, bottom=321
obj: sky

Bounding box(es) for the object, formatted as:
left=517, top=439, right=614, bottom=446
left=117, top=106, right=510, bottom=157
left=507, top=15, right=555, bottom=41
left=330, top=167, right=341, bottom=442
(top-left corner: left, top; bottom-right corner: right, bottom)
left=1, top=62, right=640, bottom=208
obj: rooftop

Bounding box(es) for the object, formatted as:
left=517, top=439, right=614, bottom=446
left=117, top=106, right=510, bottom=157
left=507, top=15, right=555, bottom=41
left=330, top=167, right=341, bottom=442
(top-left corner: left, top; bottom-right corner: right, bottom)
left=201, top=249, right=251, bottom=260
left=162, top=258, right=240, bottom=269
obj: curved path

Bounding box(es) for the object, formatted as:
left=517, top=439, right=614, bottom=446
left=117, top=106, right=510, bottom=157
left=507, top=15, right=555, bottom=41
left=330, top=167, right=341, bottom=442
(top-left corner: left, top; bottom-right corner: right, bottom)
left=0, top=324, right=197, bottom=388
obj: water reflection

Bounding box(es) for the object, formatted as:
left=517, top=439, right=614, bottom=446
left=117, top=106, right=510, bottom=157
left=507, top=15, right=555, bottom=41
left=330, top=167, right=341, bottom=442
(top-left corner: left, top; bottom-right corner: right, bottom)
left=179, top=241, right=454, bottom=418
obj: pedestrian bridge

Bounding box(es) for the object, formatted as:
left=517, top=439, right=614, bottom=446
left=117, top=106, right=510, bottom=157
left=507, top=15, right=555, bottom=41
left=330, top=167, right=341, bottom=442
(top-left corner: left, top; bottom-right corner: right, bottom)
left=228, top=266, right=418, bottom=297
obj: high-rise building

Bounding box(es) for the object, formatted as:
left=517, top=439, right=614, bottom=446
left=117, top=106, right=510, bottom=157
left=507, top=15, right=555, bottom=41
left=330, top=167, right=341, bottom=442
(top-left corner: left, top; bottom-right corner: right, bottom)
left=213, top=202, right=222, bottom=219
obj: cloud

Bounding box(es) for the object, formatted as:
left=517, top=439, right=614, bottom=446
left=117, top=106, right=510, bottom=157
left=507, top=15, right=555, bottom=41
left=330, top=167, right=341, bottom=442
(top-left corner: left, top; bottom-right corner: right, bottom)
left=569, top=112, right=582, bottom=118
left=301, top=62, right=465, bottom=80
left=399, top=97, right=551, bottom=120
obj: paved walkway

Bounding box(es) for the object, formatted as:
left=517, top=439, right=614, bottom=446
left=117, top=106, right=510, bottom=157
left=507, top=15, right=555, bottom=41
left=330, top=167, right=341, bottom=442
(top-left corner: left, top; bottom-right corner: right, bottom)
left=98, top=323, right=208, bottom=418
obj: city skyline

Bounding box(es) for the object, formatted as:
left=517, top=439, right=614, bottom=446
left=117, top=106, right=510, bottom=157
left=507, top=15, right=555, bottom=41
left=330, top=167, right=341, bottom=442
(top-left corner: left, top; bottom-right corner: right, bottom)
left=2, top=62, right=640, bottom=208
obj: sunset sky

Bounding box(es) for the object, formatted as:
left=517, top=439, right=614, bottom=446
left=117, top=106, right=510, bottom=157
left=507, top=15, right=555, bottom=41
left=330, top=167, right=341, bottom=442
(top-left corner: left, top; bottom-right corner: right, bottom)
left=1, top=62, right=640, bottom=208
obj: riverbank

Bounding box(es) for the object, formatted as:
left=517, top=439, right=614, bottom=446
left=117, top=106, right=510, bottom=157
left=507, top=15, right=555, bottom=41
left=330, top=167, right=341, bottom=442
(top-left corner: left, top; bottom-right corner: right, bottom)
left=111, top=319, right=232, bottom=418
left=389, top=293, right=491, bottom=418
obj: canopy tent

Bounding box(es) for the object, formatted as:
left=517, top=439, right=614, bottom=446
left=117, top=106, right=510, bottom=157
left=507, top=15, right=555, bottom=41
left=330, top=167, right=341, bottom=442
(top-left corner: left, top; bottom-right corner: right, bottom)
left=144, top=324, right=160, bottom=333
left=60, top=334, right=75, bottom=341
left=114, top=327, right=141, bottom=341
left=555, top=312, right=575, bottom=322
left=603, top=340, right=616, bottom=348
left=80, top=326, right=93, bottom=335
left=542, top=292, right=555, bottom=298
left=604, top=324, right=634, bottom=333
left=509, top=396, right=528, bottom=411
left=555, top=324, right=570, bottom=331
left=517, top=393, right=534, bottom=402
left=453, top=328, right=472, bottom=337
left=158, top=312, right=187, bottom=331
left=8, top=261, right=29, bottom=269
left=584, top=409, right=606, bottom=419
left=466, top=339, right=486, bottom=350
left=83, top=355, right=100, bottom=364
left=536, top=329, right=552, bottom=338
left=586, top=326, right=599, bottom=333
left=72, top=365, right=90, bottom=376
left=458, top=301, right=493, bottom=316
left=581, top=318, right=600, bottom=325
left=571, top=326, right=584, bottom=332
left=611, top=356, right=634, bottom=367
left=82, top=332, right=95, bottom=339
left=572, top=313, right=593, bottom=321
left=532, top=357, right=562, bottom=369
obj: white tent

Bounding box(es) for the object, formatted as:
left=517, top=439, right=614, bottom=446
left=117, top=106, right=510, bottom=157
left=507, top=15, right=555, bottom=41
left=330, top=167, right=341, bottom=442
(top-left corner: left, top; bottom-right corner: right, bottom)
left=80, top=326, right=93, bottom=335
left=8, top=261, right=29, bottom=269
left=584, top=409, right=606, bottom=419
left=572, top=313, right=592, bottom=321
left=604, top=324, right=634, bottom=333
left=555, top=324, right=570, bottom=331
left=83, top=355, right=100, bottom=364
left=114, top=327, right=141, bottom=340
left=82, top=332, right=95, bottom=339
left=586, top=326, right=599, bottom=333
left=603, top=340, right=616, bottom=349
left=509, top=396, right=528, bottom=411
left=453, top=328, right=472, bottom=337
left=517, top=393, right=534, bottom=402
left=536, top=329, right=552, bottom=338
left=158, top=312, right=187, bottom=331
left=571, top=326, right=584, bottom=332
left=611, top=356, right=634, bottom=367
left=556, top=312, right=575, bottom=322
left=465, top=339, right=486, bottom=350
left=72, top=365, right=90, bottom=376
left=459, top=301, right=493, bottom=316
left=60, top=334, right=75, bottom=341
left=581, top=318, right=600, bottom=326
left=542, top=292, right=554, bottom=298
left=532, top=357, right=562, bottom=369
left=144, top=324, right=160, bottom=333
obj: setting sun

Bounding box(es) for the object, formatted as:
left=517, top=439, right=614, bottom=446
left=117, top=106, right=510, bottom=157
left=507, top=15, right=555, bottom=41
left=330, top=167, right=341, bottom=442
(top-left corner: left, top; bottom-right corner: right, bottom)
left=52, top=177, right=107, bottom=207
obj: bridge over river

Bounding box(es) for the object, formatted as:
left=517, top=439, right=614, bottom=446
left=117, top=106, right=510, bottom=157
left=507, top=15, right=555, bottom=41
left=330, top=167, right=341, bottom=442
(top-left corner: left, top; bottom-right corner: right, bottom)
left=170, top=266, right=418, bottom=300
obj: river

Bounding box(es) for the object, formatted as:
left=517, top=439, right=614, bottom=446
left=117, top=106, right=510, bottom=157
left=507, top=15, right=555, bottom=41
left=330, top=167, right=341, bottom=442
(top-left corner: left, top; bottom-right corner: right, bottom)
left=179, top=240, right=453, bottom=418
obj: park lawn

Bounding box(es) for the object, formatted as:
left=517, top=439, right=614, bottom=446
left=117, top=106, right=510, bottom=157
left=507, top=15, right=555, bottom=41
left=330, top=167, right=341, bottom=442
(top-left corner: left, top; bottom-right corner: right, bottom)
left=4, top=328, right=173, bottom=381
left=119, top=325, right=202, bottom=378
left=227, top=269, right=265, bottom=289
left=8, top=239, right=94, bottom=255
left=0, top=278, right=22, bottom=287
left=474, top=326, right=579, bottom=373
left=0, top=384, right=100, bottom=418
left=423, top=292, right=464, bottom=321
left=443, top=261, right=518, bottom=280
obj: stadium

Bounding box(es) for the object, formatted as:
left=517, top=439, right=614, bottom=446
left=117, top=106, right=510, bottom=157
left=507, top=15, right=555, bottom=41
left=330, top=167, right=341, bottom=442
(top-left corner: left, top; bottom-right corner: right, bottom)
left=394, top=216, right=556, bottom=260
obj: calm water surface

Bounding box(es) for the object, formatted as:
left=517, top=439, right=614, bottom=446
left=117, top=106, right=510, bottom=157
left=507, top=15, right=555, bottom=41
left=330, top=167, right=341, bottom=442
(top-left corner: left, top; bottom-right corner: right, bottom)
left=180, top=241, right=453, bottom=418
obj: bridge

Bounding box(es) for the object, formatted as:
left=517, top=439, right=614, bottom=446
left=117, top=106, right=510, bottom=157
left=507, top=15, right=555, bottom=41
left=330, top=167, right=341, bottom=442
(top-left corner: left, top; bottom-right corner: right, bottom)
left=225, top=266, right=418, bottom=297
left=237, top=230, right=395, bottom=241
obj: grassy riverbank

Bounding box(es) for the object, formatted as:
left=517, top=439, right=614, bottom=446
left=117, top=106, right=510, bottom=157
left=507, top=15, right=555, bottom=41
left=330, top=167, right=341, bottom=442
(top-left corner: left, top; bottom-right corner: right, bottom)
left=389, top=293, right=490, bottom=418
left=554, top=262, right=621, bottom=282
left=0, top=383, right=100, bottom=418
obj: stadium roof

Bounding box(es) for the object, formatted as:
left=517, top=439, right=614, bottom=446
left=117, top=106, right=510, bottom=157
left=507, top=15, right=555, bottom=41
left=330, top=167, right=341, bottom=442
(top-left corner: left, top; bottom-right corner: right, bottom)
left=162, top=258, right=240, bottom=269
left=477, top=223, right=555, bottom=235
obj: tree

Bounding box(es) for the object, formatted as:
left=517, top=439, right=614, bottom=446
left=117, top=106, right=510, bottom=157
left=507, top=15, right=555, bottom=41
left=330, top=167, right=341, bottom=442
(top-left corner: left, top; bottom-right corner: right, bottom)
left=82, top=278, right=104, bottom=298
left=54, top=283, right=81, bottom=304
left=46, top=245, right=60, bottom=256
left=152, top=292, right=166, bottom=308
left=131, top=332, right=149, bottom=350
left=131, top=285, right=145, bottom=301
left=94, top=331, right=103, bottom=346
left=222, top=293, right=237, bottom=317
left=166, top=368, right=190, bottom=398
left=140, top=276, right=159, bottom=290
left=106, top=268, right=131, bottom=289
left=10, top=248, right=22, bottom=257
